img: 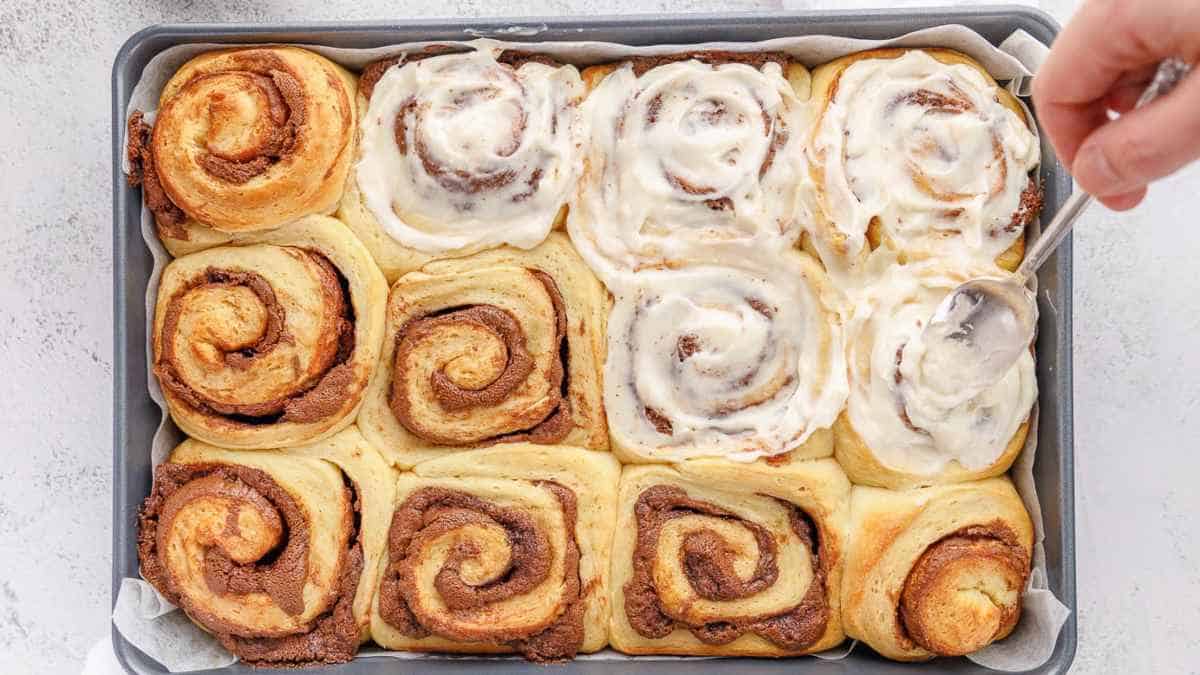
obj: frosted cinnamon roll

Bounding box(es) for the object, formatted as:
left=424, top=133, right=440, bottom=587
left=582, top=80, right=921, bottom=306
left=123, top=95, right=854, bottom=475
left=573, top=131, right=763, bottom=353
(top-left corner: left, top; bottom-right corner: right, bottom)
left=126, top=47, right=357, bottom=257
left=152, top=215, right=387, bottom=449
left=370, top=445, right=620, bottom=661
left=807, top=48, right=1041, bottom=272
left=841, top=479, right=1034, bottom=661
left=339, top=48, right=585, bottom=281
left=835, top=259, right=1036, bottom=488
left=610, top=457, right=849, bottom=656
left=569, top=54, right=813, bottom=281
left=604, top=250, right=846, bottom=463
left=137, top=428, right=396, bottom=665
left=357, top=233, right=608, bottom=468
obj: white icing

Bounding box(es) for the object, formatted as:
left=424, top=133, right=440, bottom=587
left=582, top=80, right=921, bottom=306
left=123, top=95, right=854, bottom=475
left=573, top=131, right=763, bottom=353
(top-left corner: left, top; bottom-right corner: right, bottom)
left=844, top=259, right=1037, bottom=475
left=809, top=50, right=1039, bottom=266
left=605, top=257, right=847, bottom=462
left=569, top=60, right=811, bottom=282
left=356, top=49, right=585, bottom=255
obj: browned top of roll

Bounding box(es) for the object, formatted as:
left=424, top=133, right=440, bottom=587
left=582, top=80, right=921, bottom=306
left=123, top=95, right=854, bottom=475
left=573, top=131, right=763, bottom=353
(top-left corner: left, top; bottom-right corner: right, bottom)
left=378, top=484, right=584, bottom=662
left=388, top=269, right=571, bottom=446
left=137, top=462, right=362, bottom=665
left=898, top=522, right=1030, bottom=656
left=624, top=484, right=829, bottom=651
left=155, top=251, right=356, bottom=428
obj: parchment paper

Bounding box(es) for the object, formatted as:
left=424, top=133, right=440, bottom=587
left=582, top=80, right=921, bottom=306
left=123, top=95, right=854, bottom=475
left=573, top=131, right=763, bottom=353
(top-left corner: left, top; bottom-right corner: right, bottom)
left=113, top=25, right=1068, bottom=672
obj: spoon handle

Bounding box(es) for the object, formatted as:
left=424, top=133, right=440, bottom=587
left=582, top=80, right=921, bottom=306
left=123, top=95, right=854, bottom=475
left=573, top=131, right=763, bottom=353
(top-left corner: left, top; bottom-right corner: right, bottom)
left=1015, top=57, right=1193, bottom=283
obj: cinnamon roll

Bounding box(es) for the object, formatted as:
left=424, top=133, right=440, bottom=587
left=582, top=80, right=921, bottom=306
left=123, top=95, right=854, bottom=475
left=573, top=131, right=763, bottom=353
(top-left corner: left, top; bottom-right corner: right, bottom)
left=356, top=233, right=608, bottom=468
left=569, top=54, right=813, bottom=281
left=807, top=48, right=1041, bottom=272
left=610, top=457, right=849, bottom=656
left=126, top=46, right=357, bottom=257
left=370, top=444, right=620, bottom=661
left=136, top=428, right=396, bottom=665
left=835, top=259, right=1036, bottom=488
left=152, top=215, right=387, bottom=449
left=604, top=250, right=846, bottom=463
left=841, top=478, right=1034, bottom=660
left=339, top=48, right=585, bottom=281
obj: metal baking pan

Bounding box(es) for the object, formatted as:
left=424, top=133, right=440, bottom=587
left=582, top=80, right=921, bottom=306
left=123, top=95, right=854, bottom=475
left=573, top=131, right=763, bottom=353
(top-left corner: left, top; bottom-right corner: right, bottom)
left=111, top=6, right=1075, bottom=674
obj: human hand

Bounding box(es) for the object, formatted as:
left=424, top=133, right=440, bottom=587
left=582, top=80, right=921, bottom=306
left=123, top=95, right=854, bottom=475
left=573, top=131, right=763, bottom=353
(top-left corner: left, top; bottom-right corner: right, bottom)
left=1033, top=0, right=1200, bottom=210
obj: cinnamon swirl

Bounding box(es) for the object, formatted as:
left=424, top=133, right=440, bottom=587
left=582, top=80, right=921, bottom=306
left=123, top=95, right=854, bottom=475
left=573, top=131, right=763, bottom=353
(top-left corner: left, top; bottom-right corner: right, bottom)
left=569, top=54, right=814, bottom=282
left=807, top=48, right=1041, bottom=272
left=841, top=478, right=1034, bottom=660
left=151, top=215, right=387, bottom=449
left=356, top=233, right=608, bottom=468
left=126, top=47, right=357, bottom=257
left=339, top=48, right=585, bottom=281
left=604, top=250, right=846, bottom=463
left=370, top=444, right=620, bottom=661
left=137, top=428, right=396, bottom=665
left=834, top=259, right=1036, bottom=488
left=610, top=457, right=849, bottom=656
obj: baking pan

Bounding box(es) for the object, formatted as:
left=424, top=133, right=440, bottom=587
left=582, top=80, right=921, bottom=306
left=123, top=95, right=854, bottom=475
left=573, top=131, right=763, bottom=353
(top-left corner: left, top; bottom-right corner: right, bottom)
left=111, top=6, right=1075, bottom=674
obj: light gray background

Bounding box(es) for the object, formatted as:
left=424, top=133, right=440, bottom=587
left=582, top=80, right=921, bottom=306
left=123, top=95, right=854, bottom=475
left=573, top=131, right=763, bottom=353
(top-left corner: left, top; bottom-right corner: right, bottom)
left=0, top=0, right=1196, bottom=673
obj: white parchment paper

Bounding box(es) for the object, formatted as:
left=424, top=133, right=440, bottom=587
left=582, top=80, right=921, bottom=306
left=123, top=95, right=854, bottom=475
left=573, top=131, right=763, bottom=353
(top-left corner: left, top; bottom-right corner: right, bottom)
left=114, top=25, right=1068, bottom=672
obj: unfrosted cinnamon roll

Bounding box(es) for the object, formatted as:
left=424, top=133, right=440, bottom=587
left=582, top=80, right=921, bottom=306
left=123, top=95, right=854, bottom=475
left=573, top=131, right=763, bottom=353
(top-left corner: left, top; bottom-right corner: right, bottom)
left=370, top=445, right=620, bottom=661
left=610, top=457, right=849, bottom=656
left=339, top=48, right=585, bottom=281
left=126, top=47, right=357, bottom=257
left=604, top=250, right=846, bottom=463
left=834, top=259, right=1036, bottom=488
left=841, top=478, right=1034, bottom=660
left=807, top=48, right=1041, bottom=272
left=356, top=233, right=608, bottom=468
left=569, top=54, right=814, bottom=282
left=152, top=215, right=387, bottom=449
left=137, top=428, right=396, bottom=665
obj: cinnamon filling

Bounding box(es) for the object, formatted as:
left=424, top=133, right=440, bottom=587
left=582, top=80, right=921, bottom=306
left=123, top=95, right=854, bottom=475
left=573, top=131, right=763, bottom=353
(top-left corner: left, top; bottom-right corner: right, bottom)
left=154, top=251, right=357, bottom=426
left=636, top=65, right=789, bottom=208
left=125, top=50, right=313, bottom=238
left=378, top=483, right=584, bottom=662
left=896, top=521, right=1030, bottom=655
left=137, top=463, right=362, bottom=665
left=624, top=485, right=830, bottom=651
left=1003, top=176, right=1044, bottom=235
left=627, top=51, right=790, bottom=77
left=388, top=269, right=572, bottom=446
left=126, top=112, right=187, bottom=240
left=392, top=67, right=528, bottom=197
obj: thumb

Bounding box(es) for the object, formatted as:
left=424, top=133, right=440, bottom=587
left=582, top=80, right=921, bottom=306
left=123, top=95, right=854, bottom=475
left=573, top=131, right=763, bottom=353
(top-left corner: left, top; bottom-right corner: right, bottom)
left=1072, top=67, right=1200, bottom=207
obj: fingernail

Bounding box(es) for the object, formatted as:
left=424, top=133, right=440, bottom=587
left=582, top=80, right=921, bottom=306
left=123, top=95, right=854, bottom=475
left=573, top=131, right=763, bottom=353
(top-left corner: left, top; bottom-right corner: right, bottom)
left=1073, top=143, right=1125, bottom=196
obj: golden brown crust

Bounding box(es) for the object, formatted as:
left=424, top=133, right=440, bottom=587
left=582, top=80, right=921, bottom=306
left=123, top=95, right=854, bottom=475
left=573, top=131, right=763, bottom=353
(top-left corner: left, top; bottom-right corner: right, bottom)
left=356, top=233, right=608, bottom=468
left=610, top=460, right=850, bottom=656
left=129, top=46, right=358, bottom=257
left=368, top=445, right=620, bottom=658
left=833, top=411, right=1030, bottom=489
left=151, top=216, right=387, bottom=449
left=840, top=479, right=1034, bottom=661
left=137, top=442, right=370, bottom=665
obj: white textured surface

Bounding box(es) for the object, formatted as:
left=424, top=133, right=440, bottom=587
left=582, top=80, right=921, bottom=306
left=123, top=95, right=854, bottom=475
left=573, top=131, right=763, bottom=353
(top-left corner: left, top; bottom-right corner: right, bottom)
left=0, top=1, right=1197, bottom=673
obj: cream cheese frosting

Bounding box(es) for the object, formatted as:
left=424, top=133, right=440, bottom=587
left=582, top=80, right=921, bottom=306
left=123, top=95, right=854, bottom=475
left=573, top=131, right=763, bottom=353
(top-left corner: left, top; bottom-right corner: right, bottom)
left=569, top=59, right=812, bottom=282
left=356, top=49, right=585, bottom=255
left=604, top=253, right=847, bottom=462
left=843, top=258, right=1037, bottom=475
left=809, top=50, right=1039, bottom=268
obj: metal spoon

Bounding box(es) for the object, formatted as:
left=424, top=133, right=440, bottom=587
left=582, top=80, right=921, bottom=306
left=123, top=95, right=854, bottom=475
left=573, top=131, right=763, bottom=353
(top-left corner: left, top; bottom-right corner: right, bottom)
left=920, top=58, right=1193, bottom=398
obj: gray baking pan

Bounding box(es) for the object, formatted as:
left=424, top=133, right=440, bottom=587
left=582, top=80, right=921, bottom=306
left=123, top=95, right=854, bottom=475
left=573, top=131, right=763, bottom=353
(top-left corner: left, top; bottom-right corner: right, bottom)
left=111, top=6, right=1075, bottom=674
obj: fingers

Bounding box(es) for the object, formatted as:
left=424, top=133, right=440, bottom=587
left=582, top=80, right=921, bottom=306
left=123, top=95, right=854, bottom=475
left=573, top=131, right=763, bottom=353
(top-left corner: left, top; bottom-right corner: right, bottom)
left=1096, top=187, right=1147, bottom=212
left=1072, top=68, right=1200, bottom=203
left=1033, top=0, right=1200, bottom=167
